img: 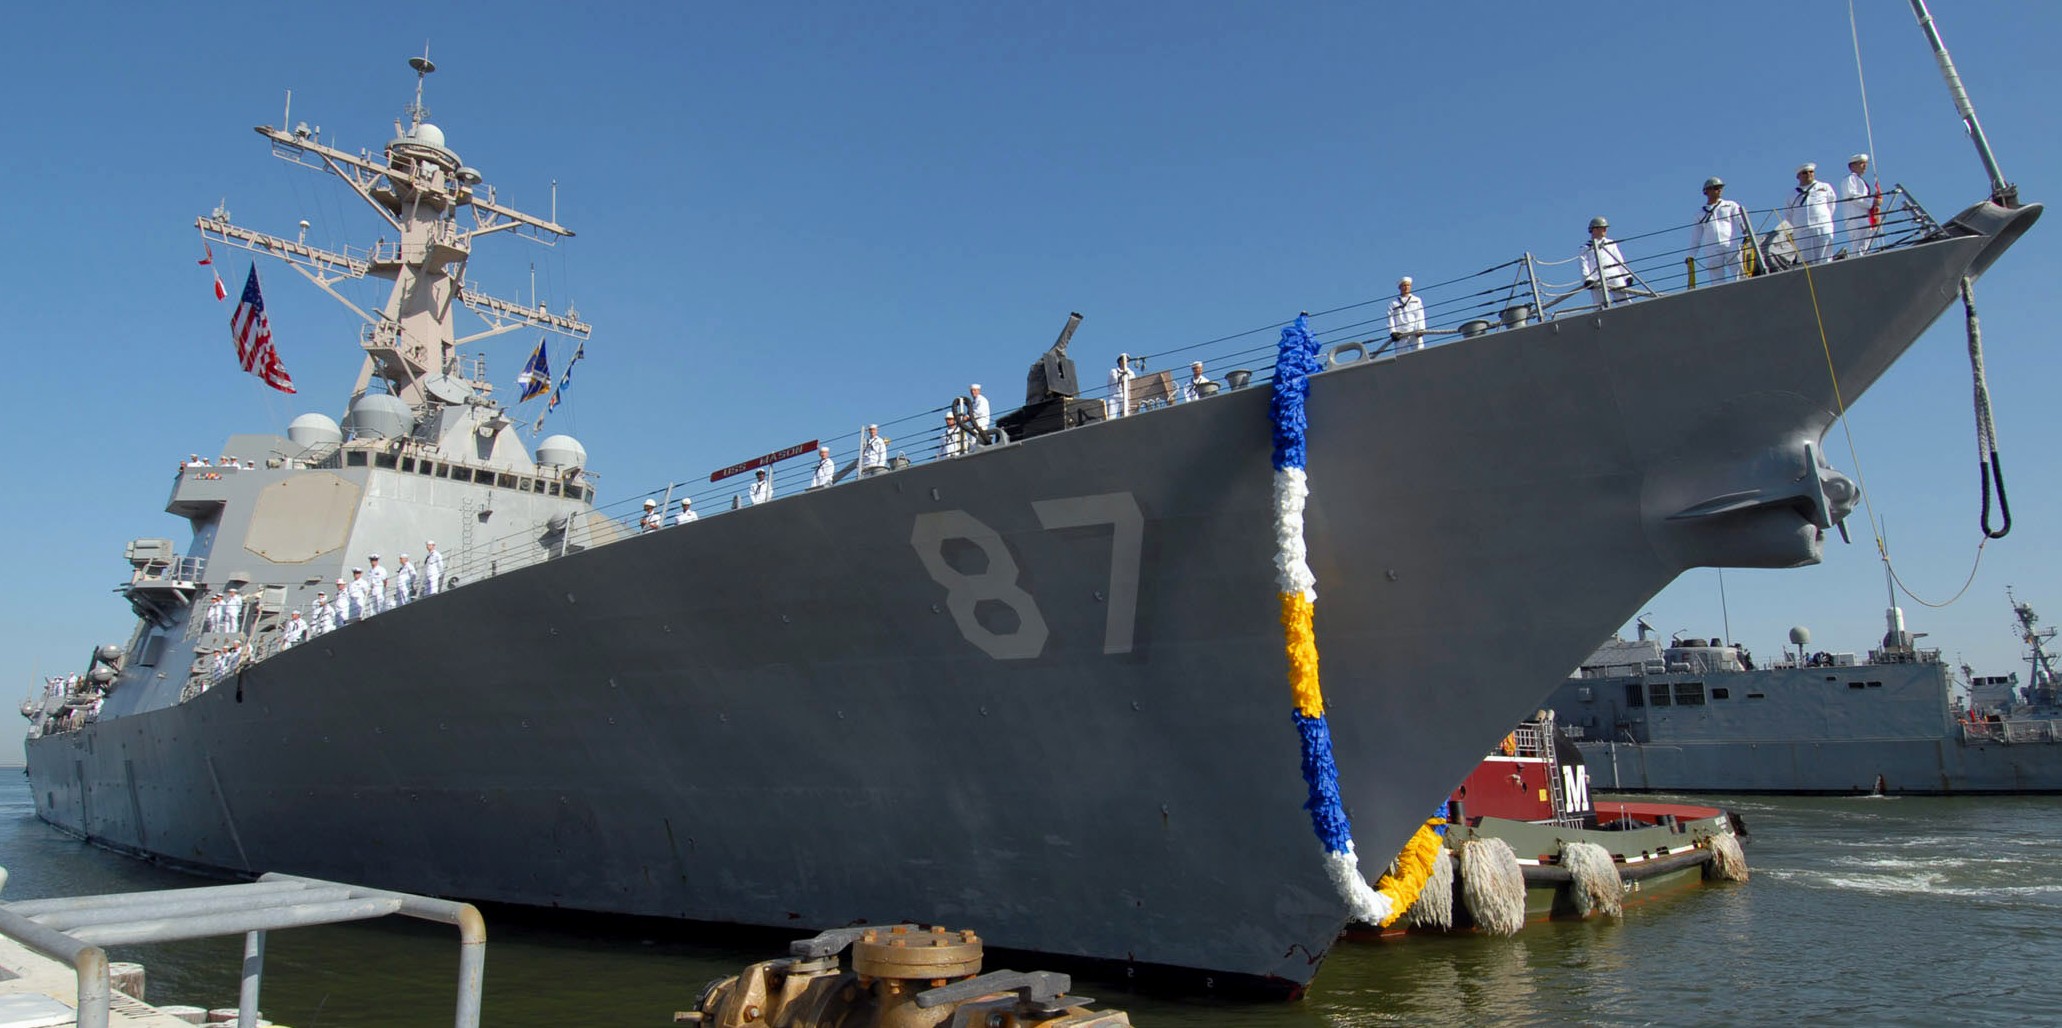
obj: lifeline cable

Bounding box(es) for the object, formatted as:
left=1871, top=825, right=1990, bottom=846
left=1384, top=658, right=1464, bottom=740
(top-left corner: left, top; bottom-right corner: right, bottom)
left=1795, top=244, right=1990, bottom=609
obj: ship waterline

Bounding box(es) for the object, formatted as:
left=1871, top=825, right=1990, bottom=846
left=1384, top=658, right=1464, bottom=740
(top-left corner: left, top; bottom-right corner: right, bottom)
left=26, top=198, right=2038, bottom=991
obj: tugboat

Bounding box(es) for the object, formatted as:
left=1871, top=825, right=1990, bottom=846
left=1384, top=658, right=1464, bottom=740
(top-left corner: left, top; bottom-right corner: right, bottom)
left=1382, top=711, right=1746, bottom=936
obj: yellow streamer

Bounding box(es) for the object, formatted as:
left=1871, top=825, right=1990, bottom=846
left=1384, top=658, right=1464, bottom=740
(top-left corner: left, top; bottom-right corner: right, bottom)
left=1375, top=818, right=1450, bottom=928
left=1279, top=592, right=1324, bottom=717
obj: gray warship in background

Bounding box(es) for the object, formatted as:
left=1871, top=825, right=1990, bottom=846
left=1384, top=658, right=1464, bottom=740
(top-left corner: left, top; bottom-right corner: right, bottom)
left=17, top=22, right=2044, bottom=994
left=1546, top=592, right=2062, bottom=795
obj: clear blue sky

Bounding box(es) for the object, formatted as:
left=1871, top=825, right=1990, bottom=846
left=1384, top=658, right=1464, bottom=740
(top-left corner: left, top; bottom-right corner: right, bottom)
left=6, top=2, right=2060, bottom=763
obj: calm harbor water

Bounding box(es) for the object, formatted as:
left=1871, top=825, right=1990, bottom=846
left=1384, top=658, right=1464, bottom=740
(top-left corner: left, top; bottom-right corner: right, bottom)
left=3, top=771, right=2057, bottom=1026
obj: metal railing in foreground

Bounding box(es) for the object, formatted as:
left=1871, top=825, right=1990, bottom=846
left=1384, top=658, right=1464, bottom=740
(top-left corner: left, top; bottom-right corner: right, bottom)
left=0, top=873, right=485, bottom=1028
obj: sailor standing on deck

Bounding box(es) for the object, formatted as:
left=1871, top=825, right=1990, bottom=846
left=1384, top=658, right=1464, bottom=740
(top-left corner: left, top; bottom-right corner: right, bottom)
left=640, top=499, right=663, bottom=533
left=422, top=541, right=444, bottom=595
left=345, top=568, right=372, bottom=622
left=203, top=595, right=226, bottom=634
left=1840, top=154, right=1879, bottom=256
left=394, top=554, right=417, bottom=605
left=861, top=426, right=887, bottom=476
left=811, top=446, right=835, bottom=489
left=1690, top=177, right=1751, bottom=284
left=1107, top=354, right=1134, bottom=419
left=940, top=414, right=965, bottom=460
left=223, top=588, right=245, bottom=634
left=748, top=469, right=773, bottom=505
left=309, top=593, right=334, bottom=636
left=1579, top=217, right=1633, bottom=307
left=1785, top=162, right=1839, bottom=264
left=1387, top=277, right=1427, bottom=352
left=366, top=555, right=389, bottom=613
left=331, top=579, right=351, bottom=626
left=673, top=497, right=698, bottom=525
left=1182, top=361, right=1213, bottom=402
left=281, top=610, right=307, bottom=649
left=967, top=384, right=991, bottom=434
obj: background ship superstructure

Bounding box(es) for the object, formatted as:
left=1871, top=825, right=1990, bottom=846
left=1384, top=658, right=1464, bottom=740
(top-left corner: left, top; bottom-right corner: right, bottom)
left=16, top=19, right=2051, bottom=995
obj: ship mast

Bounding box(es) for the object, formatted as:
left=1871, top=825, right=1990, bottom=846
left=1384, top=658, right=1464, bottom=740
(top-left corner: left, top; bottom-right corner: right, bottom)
left=2009, top=589, right=2058, bottom=699
left=196, top=52, right=592, bottom=412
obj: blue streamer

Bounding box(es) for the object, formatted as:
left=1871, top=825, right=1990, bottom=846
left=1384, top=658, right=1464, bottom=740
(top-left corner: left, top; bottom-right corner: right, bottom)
left=1292, top=711, right=1354, bottom=855
left=1268, top=315, right=1323, bottom=472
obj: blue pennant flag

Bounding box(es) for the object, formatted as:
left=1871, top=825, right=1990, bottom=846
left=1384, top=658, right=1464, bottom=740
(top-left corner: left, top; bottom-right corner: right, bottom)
left=534, top=343, right=586, bottom=430
left=516, top=340, right=552, bottom=402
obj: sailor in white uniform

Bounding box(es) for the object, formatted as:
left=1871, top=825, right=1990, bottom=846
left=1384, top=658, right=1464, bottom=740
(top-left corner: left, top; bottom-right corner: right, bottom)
left=640, top=499, right=663, bottom=533
left=366, top=555, right=389, bottom=613
left=861, top=426, right=887, bottom=476
left=1182, top=361, right=1213, bottom=402
left=1107, top=354, right=1134, bottom=420
left=1690, top=177, right=1751, bottom=284
left=1387, top=276, right=1427, bottom=352
left=941, top=414, right=966, bottom=460
left=1784, top=162, right=1839, bottom=265
left=811, top=446, right=834, bottom=489
left=1578, top=217, right=1633, bottom=307
left=309, top=593, right=334, bottom=635
left=673, top=497, right=698, bottom=525
left=281, top=610, right=307, bottom=649
left=422, top=541, right=444, bottom=596
left=223, top=588, right=245, bottom=633
left=967, top=384, right=991, bottom=433
left=1840, top=153, right=1878, bottom=256
left=748, top=469, right=773, bottom=505
left=203, top=595, right=226, bottom=634
left=394, top=554, right=417, bottom=605
left=345, top=568, right=372, bottom=622
left=331, top=579, right=351, bottom=626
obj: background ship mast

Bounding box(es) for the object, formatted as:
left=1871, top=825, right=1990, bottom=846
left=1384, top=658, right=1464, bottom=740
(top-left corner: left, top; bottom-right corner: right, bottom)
left=196, top=52, right=592, bottom=412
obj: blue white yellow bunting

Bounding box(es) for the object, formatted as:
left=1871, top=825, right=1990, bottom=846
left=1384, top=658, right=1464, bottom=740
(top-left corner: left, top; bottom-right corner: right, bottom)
left=1269, top=314, right=1442, bottom=927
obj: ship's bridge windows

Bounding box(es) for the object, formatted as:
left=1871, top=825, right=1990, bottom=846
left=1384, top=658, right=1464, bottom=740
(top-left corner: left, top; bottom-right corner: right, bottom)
left=374, top=453, right=398, bottom=469
left=346, top=451, right=368, bottom=467
left=548, top=482, right=562, bottom=497
left=1625, top=684, right=1644, bottom=707
left=401, top=456, right=416, bottom=473
left=1673, top=682, right=1706, bottom=706
left=1710, top=686, right=1731, bottom=700
left=1647, top=683, right=1672, bottom=707
left=497, top=473, right=517, bottom=489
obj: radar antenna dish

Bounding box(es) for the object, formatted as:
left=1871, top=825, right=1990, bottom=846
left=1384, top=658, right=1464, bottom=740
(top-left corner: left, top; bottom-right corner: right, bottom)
left=405, top=46, right=435, bottom=128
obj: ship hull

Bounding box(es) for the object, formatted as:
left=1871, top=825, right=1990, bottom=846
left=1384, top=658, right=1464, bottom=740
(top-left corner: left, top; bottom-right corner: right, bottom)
left=26, top=203, right=2039, bottom=990
left=1555, top=660, right=2062, bottom=795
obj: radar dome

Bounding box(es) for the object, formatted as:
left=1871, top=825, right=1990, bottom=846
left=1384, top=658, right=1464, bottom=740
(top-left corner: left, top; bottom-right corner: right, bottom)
left=536, top=434, right=588, bottom=469
left=411, top=123, right=447, bottom=148
left=287, top=412, right=344, bottom=449
left=341, top=394, right=415, bottom=441
left=1789, top=626, right=1812, bottom=647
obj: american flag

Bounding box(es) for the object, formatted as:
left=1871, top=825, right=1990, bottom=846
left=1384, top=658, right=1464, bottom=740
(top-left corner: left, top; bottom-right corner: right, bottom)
left=231, top=263, right=296, bottom=394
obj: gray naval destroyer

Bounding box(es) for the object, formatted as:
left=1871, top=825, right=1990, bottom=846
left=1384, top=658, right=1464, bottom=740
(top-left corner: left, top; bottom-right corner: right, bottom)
left=1546, top=592, right=2062, bottom=795
left=17, top=34, right=2044, bottom=994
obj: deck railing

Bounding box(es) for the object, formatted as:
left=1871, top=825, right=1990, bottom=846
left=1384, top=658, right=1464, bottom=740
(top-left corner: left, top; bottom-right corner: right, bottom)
left=180, top=186, right=1950, bottom=688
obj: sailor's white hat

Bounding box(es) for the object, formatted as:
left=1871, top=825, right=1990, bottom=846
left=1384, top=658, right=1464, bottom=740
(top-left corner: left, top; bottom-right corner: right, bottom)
left=1849, top=153, right=1869, bottom=164
left=1398, top=275, right=1413, bottom=286
left=644, top=498, right=657, bottom=507
left=351, top=567, right=363, bottom=574
left=368, top=553, right=380, bottom=560
left=969, top=383, right=981, bottom=390
left=1797, top=162, right=1817, bottom=174
left=680, top=497, right=692, bottom=506
left=424, top=539, right=436, bottom=546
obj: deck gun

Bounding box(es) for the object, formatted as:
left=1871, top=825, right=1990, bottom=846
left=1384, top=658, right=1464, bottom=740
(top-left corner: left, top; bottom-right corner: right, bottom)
left=997, top=312, right=1107, bottom=441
